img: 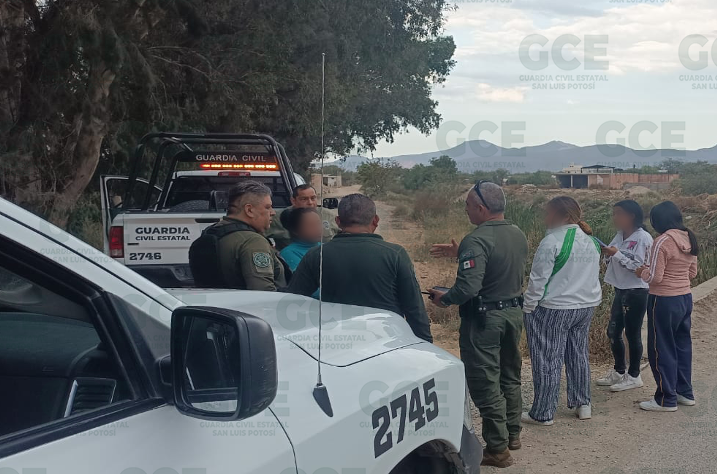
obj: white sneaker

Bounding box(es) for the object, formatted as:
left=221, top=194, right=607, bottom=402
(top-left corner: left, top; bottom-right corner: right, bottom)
left=597, top=369, right=624, bottom=386
left=576, top=404, right=592, bottom=420
left=639, top=399, right=677, bottom=412
left=521, top=412, right=554, bottom=426
left=610, top=374, right=644, bottom=392
left=677, top=395, right=696, bottom=406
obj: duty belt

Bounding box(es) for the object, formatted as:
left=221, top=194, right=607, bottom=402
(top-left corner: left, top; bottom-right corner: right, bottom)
left=476, top=296, right=524, bottom=313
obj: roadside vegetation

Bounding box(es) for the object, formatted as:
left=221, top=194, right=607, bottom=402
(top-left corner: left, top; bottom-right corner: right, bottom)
left=356, top=156, right=717, bottom=360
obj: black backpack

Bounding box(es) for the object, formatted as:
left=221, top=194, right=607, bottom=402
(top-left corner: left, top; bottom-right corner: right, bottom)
left=189, top=222, right=253, bottom=288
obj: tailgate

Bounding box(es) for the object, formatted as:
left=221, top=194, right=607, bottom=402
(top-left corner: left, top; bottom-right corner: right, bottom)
left=122, top=212, right=223, bottom=265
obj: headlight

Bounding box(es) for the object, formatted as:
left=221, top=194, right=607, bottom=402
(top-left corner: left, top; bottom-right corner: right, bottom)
left=463, top=383, right=474, bottom=431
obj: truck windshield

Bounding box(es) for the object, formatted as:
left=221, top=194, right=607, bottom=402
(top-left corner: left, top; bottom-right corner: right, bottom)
left=164, top=175, right=290, bottom=210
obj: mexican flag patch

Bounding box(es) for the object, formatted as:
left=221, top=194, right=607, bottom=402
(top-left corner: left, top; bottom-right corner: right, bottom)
left=463, top=259, right=475, bottom=270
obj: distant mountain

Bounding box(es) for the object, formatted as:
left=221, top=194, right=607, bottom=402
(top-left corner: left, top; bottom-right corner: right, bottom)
left=334, top=140, right=717, bottom=173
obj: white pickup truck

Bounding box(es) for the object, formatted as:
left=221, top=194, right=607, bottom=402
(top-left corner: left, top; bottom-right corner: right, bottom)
left=100, top=133, right=306, bottom=287
left=0, top=194, right=482, bottom=473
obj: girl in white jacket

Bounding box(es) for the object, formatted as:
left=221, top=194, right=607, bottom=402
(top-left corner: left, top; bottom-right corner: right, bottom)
left=522, top=196, right=602, bottom=425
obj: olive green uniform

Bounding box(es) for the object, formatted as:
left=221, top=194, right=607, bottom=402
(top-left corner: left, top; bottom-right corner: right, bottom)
left=267, top=206, right=340, bottom=250
left=441, top=220, right=528, bottom=454
left=285, top=233, right=433, bottom=342
left=214, top=217, right=287, bottom=291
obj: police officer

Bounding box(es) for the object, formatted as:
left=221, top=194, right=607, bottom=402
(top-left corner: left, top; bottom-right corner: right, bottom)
left=285, top=193, right=432, bottom=342
left=267, top=184, right=340, bottom=249
left=428, top=181, right=528, bottom=469
left=204, top=181, right=286, bottom=290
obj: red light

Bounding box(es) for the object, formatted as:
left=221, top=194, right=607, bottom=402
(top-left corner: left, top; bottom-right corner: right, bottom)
left=109, top=226, right=124, bottom=258
left=200, top=163, right=279, bottom=170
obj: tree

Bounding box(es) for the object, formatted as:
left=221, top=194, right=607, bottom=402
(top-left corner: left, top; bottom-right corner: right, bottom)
left=0, top=0, right=455, bottom=226
left=675, top=161, right=717, bottom=195
left=356, top=159, right=402, bottom=197
left=429, top=155, right=457, bottom=174
left=659, top=158, right=685, bottom=174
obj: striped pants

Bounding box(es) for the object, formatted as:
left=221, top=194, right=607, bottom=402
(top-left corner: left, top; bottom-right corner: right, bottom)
left=525, top=306, right=595, bottom=422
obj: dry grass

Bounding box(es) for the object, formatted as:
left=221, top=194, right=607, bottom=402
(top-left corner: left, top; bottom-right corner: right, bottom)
left=401, top=186, right=717, bottom=362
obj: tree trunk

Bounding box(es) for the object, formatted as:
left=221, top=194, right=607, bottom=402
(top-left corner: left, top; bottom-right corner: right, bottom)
left=47, top=62, right=116, bottom=227
left=0, top=0, right=24, bottom=133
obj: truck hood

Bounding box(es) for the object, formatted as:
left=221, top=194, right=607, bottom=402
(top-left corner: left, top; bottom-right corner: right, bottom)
left=168, top=289, right=424, bottom=366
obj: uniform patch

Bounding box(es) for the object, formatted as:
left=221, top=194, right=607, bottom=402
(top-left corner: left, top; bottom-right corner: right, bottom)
left=323, top=220, right=330, bottom=230
left=460, top=250, right=475, bottom=260
left=462, top=259, right=476, bottom=270
left=253, top=252, right=271, bottom=268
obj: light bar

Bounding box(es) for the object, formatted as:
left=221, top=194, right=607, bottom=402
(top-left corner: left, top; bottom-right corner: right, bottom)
left=200, top=163, right=279, bottom=170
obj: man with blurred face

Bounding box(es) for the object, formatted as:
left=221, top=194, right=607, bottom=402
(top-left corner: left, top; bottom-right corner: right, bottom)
left=267, top=184, right=340, bottom=249
left=428, top=181, right=528, bottom=468
left=285, top=193, right=433, bottom=342
left=191, top=180, right=287, bottom=290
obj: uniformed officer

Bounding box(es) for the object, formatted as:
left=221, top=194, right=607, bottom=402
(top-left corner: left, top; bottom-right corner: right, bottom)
left=285, top=193, right=433, bottom=342
left=267, top=184, right=340, bottom=249
left=210, top=181, right=287, bottom=291
left=428, top=181, right=528, bottom=469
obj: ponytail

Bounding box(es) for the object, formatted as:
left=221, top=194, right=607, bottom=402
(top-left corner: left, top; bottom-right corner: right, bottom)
left=650, top=200, right=699, bottom=256
left=548, top=196, right=592, bottom=234
left=685, top=227, right=700, bottom=256
left=578, top=220, right=593, bottom=236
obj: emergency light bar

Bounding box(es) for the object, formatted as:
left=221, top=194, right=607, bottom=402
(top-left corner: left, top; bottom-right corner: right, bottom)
left=200, top=163, right=279, bottom=170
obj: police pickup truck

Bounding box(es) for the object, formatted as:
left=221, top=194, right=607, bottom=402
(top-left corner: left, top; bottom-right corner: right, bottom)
left=0, top=195, right=482, bottom=473
left=100, top=133, right=307, bottom=287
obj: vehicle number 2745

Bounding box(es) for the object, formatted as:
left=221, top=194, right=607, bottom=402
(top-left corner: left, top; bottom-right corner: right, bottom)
left=129, top=252, right=162, bottom=261
left=371, top=378, right=439, bottom=458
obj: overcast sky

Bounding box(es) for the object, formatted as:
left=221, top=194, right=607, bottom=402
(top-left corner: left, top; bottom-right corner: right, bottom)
left=371, top=0, right=717, bottom=157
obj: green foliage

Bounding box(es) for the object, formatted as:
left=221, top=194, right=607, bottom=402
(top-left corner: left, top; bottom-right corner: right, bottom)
left=429, top=155, right=458, bottom=174
left=505, top=170, right=556, bottom=186
left=672, top=161, right=717, bottom=195
left=1, top=0, right=456, bottom=224
left=356, top=159, right=402, bottom=198
left=401, top=155, right=458, bottom=190
left=471, top=168, right=511, bottom=184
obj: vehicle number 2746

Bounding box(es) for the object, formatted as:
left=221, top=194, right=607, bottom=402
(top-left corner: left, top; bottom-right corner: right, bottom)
left=129, top=252, right=162, bottom=261
left=371, top=378, right=439, bottom=458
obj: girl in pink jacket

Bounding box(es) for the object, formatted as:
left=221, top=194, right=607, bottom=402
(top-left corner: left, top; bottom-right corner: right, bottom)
left=636, top=201, right=698, bottom=412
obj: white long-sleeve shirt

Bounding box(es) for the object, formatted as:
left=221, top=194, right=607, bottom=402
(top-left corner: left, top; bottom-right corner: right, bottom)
left=523, top=224, right=602, bottom=313
left=604, top=228, right=653, bottom=290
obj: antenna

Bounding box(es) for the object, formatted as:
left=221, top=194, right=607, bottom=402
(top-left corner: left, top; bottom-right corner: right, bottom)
left=312, top=52, right=333, bottom=417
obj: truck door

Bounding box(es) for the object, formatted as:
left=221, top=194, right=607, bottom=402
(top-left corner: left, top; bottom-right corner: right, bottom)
left=100, top=176, right=161, bottom=253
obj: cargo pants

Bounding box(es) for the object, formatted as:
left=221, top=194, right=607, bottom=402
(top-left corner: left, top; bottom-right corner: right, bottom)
left=459, top=307, right=523, bottom=454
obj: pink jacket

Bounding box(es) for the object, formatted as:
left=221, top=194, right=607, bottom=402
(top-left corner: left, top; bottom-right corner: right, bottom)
left=641, top=229, right=698, bottom=296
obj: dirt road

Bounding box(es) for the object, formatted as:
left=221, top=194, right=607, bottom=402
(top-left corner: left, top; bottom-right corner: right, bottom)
left=347, top=189, right=717, bottom=474
left=487, top=293, right=717, bottom=474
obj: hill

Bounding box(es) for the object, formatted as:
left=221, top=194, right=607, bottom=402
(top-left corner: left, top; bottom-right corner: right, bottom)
left=333, top=140, right=717, bottom=172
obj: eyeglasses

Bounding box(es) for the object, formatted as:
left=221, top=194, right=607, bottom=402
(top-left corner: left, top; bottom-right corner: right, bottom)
left=473, top=180, right=492, bottom=210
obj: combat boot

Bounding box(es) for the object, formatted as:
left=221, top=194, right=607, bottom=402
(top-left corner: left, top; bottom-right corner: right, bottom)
left=481, top=449, right=514, bottom=468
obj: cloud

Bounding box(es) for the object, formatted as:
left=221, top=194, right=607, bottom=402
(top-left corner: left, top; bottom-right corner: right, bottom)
left=448, top=0, right=717, bottom=75
left=476, top=83, right=528, bottom=102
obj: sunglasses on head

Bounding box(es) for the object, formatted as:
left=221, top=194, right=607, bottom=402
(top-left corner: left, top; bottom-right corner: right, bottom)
left=473, top=180, right=493, bottom=210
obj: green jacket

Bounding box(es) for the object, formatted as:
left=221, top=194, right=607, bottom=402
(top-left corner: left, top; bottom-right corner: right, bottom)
left=267, top=206, right=340, bottom=250
left=285, top=233, right=433, bottom=342
left=442, top=220, right=528, bottom=317
left=214, top=217, right=287, bottom=291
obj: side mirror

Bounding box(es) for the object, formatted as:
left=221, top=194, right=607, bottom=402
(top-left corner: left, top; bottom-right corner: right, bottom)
left=322, top=197, right=338, bottom=209
left=171, top=306, right=278, bottom=421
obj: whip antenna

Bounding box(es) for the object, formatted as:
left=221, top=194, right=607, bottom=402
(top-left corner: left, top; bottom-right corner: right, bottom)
left=313, top=52, right=333, bottom=417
